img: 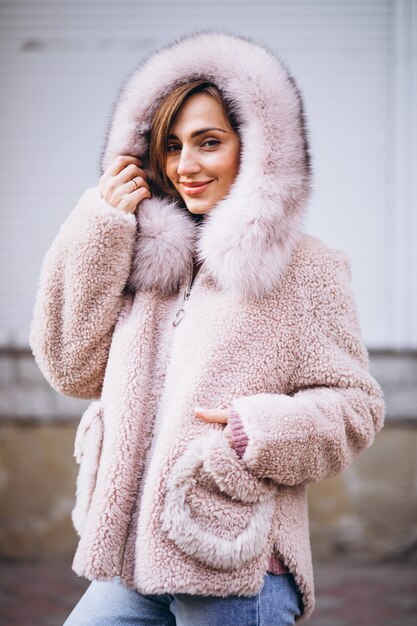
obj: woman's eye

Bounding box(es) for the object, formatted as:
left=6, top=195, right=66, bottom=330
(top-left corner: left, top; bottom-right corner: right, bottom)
left=166, top=139, right=220, bottom=153
left=202, top=139, right=220, bottom=148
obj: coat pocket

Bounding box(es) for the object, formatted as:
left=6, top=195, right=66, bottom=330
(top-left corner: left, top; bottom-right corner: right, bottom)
left=71, top=400, right=104, bottom=537
left=160, top=430, right=277, bottom=571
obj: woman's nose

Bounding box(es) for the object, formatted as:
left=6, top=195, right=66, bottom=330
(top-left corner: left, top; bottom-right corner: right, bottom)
left=177, top=148, right=201, bottom=176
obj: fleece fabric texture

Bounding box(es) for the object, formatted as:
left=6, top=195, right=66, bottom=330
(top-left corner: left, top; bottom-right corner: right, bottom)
left=28, top=31, right=385, bottom=623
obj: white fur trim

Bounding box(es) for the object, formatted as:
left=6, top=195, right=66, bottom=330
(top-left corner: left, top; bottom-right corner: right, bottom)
left=160, top=431, right=277, bottom=570
left=71, top=401, right=104, bottom=537
left=101, top=31, right=312, bottom=298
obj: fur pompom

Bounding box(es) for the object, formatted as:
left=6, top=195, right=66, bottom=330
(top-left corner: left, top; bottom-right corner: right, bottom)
left=125, top=196, right=196, bottom=295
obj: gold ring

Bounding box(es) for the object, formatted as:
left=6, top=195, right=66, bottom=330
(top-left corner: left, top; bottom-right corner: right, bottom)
left=131, top=179, right=139, bottom=191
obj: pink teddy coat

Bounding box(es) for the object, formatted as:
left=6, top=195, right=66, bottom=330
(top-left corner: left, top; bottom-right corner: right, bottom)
left=28, top=31, right=386, bottom=623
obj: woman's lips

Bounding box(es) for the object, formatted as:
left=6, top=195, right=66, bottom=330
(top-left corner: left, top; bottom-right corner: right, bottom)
left=181, top=181, right=213, bottom=196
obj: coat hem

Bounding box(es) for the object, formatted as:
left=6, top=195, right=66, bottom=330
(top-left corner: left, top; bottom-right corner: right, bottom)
left=71, top=550, right=314, bottom=623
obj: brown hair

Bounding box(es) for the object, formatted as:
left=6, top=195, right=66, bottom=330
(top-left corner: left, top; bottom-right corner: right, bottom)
left=147, top=79, right=241, bottom=206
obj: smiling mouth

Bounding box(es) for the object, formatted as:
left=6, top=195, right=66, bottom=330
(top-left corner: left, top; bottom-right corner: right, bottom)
left=181, top=181, right=214, bottom=196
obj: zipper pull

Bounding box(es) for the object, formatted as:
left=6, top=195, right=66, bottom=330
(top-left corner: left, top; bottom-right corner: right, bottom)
left=172, top=258, right=196, bottom=327
left=173, top=308, right=185, bottom=326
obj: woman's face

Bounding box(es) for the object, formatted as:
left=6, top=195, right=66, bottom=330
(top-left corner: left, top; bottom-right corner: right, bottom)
left=165, top=92, right=241, bottom=215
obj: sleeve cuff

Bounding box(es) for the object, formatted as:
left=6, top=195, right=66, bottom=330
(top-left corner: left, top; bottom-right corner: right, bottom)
left=228, top=406, right=249, bottom=459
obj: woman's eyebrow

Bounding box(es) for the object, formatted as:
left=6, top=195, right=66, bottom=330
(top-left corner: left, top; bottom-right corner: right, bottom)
left=168, top=127, right=228, bottom=139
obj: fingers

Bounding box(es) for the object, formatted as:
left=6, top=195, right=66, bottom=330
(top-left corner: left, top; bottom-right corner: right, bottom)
left=104, top=154, right=143, bottom=179
left=114, top=163, right=150, bottom=191
left=98, top=154, right=152, bottom=214
left=116, top=176, right=150, bottom=201
left=194, top=408, right=229, bottom=424
left=101, top=158, right=150, bottom=194
left=195, top=409, right=233, bottom=448
left=116, top=186, right=152, bottom=214
left=99, top=180, right=150, bottom=214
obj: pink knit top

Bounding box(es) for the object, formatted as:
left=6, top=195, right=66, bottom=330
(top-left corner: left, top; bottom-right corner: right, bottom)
left=228, top=406, right=289, bottom=576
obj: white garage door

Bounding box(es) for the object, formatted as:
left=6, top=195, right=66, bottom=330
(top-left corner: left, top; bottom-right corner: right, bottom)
left=0, top=0, right=416, bottom=349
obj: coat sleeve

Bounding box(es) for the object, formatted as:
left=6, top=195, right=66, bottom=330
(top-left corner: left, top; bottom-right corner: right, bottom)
left=229, top=247, right=386, bottom=487
left=28, top=186, right=137, bottom=399
left=227, top=406, right=249, bottom=459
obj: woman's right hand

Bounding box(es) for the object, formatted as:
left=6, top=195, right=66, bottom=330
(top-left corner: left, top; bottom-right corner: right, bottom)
left=98, top=155, right=152, bottom=214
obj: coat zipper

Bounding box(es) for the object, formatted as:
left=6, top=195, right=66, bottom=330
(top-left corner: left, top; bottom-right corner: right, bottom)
left=172, top=257, right=202, bottom=327
left=117, top=257, right=203, bottom=576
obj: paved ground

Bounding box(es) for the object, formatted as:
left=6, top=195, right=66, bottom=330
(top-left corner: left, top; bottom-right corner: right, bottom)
left=0, top=558, right=416, bottom=625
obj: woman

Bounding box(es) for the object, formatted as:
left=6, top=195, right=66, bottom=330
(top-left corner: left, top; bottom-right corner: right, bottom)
left=29, top=31, right=385, bottom=625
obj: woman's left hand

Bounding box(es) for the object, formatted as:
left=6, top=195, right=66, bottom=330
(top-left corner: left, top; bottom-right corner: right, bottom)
left=194, top=407, right=233, bottom=447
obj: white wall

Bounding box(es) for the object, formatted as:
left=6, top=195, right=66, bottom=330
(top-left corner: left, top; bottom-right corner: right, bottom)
left=1, top=0, right=416, bottom=349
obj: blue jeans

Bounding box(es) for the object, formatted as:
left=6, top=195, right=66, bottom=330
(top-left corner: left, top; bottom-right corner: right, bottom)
left=63, top=573, right=303, bottom=625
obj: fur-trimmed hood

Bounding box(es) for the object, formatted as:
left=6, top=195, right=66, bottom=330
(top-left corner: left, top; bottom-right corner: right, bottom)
left=100, top=30, right=312, bottom=299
